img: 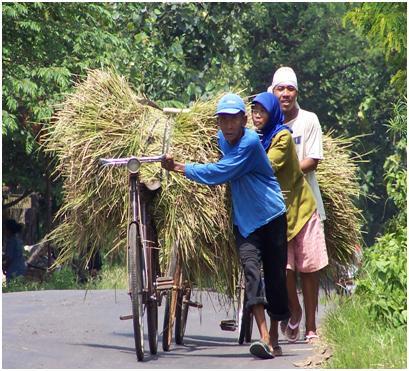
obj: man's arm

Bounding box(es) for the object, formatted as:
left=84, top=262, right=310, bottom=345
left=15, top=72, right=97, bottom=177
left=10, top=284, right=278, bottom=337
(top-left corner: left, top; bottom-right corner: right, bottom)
left=161, top=140, right=255, bottom=186
left=300, top=158, right=319, bottom=173
left=161, top=154, right=186, bottom=174
left=301, top=113, right=323, bottom=173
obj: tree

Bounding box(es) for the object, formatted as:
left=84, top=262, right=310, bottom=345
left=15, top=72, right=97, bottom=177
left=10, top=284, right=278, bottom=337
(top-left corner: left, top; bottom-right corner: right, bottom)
left=344, top=2, right=406, bottom=95
left=2, top=3, right=129, bottom=234
left=3, top=2, right=405, bottom=246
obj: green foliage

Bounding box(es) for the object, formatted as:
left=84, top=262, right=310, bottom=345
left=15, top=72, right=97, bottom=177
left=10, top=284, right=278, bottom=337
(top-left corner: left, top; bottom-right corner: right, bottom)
left=323, top=295, right=407, bottom=368
left=344, top=3, right=407, bottom=94
left=3, top=2, right=406, bottom=249
left=89, top=266, right=127, bottom=290
left=340, top=3, right=407, bottom=242
left=355, top=227, right=407, bottom=328
left=354, top=99, right=407, bottom=328
left=113, top=2, right=253, bottom=102
left=383, top=99, right=407, bottom=220
left=2, top=265, right=126, bottom=292
left=2, top=2, right=128, bottom=193
left=2, top=267, right=79, bottom=292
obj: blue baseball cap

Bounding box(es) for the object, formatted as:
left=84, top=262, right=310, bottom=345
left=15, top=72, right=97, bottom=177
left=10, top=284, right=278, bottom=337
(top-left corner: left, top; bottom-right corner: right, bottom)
left=216, top=93, right=246, bottom=115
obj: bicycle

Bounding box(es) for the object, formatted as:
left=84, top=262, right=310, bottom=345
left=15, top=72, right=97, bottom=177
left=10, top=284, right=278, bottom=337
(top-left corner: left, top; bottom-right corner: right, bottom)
left=100, top=154, right=173, bottom=361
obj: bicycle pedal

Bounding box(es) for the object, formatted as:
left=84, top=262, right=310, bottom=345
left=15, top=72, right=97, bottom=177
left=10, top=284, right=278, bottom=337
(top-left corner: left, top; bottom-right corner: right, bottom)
left=220, top=319, right=237, bottom=331
left=183, top=300, right=203, bottom=309
left=155, top=276, right=174, bottom=290
left=120, top=314, right=133, bottom=320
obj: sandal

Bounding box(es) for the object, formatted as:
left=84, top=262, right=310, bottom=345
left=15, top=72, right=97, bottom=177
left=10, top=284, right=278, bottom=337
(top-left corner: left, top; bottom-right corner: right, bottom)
left=305, top=333, right=319, bottom=344
left=280, top=320, right=288, bottom=336
left=272, top=345, right=283, bottom=357
left=286, top=318, right=301, bottom=343
left=249, top=340, right=274, bottom=359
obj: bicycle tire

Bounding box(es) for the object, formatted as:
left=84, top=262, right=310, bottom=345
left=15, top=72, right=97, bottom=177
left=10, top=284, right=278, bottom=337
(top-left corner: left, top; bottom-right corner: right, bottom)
left=237, top=272, right=253, bottom=344
left=175, top=286, right=190, bottom=345
left=147, top=301, right=158, bottom=354
left=128, top=222, right=144, bottom=361
left=243, top=300, right=253, bottom=343
left=146, top=243, right=159, bottom=354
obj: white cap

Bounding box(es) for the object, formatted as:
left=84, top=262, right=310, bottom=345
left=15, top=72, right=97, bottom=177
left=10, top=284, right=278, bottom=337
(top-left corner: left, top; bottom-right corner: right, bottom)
left=269, top=66, right=298, bottom=91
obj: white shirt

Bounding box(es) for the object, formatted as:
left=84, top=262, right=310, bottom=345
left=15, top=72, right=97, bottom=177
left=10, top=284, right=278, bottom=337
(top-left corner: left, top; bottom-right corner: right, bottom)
left=286, top=108, right=327, bottom=221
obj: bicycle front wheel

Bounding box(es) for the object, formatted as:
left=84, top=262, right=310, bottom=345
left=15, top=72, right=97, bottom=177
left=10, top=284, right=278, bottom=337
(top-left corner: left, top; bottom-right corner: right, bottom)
left=128, top=222, right=144, bottom=361
left=146, top=243, right=159, bottom=355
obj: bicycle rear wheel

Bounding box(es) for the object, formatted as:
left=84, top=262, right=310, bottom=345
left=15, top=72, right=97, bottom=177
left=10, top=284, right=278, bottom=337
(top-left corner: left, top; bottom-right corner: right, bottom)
left=175, top=285, right=190, bottom=345
left=162, top=244, right=180, bottom=351
left=128, top=222, right=144, bottom=361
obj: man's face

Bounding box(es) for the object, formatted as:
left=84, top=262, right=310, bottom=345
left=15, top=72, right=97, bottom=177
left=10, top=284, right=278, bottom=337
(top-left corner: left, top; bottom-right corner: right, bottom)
left=273, top=84, right=298, bottom=114
left=251, top=103, right=269, bottom=130
left=217, top=112, right=247, bottom=145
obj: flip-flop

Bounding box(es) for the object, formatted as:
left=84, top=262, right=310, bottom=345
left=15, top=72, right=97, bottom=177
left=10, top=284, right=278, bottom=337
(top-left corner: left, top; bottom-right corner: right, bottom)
left=280, top=319, right=288, bottom=336
left=286, top=318, right=301, bottom=343
left=305, top=334, right=319, bottom=344
left=249, top=340, right=274, bottom=359
left=272, top=345, right=283, bottom=357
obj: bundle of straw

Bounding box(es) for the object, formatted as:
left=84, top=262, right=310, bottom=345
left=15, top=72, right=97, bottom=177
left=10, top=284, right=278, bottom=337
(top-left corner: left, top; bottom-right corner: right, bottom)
left=43, top=69, right=237, bottom=295
left=317, top=134, right=363, bottom=270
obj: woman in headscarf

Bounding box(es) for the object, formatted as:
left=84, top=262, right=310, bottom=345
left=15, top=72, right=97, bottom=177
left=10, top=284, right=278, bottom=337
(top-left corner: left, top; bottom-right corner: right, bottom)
left=252, top=92, right=327, bottom=351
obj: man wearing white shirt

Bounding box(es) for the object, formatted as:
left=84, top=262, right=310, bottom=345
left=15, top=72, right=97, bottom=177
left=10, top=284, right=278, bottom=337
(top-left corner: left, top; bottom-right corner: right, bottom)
left=268, top=67, right=328, bottom=343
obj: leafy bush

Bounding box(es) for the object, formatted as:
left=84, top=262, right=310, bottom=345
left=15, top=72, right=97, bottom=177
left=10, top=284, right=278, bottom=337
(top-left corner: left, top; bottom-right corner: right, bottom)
left=356, top=226, right=407, bottom=328
left=2, top=267, right=80, bottom=292
left=2, top=265, right=126, bottom=292
left=45, top=267, right=78, bottom=289
left=355, top=99, right=407, bottom=328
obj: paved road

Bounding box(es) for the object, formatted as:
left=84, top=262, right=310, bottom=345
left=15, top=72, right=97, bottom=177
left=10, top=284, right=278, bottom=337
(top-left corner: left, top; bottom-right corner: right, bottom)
left=2, top=289, right=329, bottom=369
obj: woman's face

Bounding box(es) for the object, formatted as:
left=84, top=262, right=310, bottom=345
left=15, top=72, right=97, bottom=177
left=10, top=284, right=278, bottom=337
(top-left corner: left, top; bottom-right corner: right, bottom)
left=251, top=103, right=269, bottom=130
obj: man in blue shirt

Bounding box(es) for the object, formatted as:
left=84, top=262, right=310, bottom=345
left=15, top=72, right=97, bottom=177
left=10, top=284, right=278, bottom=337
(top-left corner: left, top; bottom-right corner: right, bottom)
left=161, top=93, right=290, bottom=359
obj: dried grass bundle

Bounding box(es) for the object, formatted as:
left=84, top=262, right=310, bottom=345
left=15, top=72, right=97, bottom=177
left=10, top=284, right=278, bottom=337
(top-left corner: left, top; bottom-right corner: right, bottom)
left=318, top=134, right=364, bottom=268
left=43, top=69, right=237, bottom=295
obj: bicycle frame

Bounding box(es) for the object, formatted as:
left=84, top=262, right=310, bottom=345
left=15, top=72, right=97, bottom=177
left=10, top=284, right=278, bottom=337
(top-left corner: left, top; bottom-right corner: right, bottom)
left=100, top=154, right=164, bottom=360
left=100, top=154, right=164, bottom=295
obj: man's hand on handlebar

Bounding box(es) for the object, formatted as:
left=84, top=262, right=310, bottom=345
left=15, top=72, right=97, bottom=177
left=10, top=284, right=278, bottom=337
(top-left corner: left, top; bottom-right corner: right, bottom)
left=161, top=154, right=186, bottom=175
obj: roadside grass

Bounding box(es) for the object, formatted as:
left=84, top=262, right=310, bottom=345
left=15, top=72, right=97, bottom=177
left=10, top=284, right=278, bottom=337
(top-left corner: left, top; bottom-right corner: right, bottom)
left=88, top=265, right=127, bottom=290
left=322, top=295, right=407, bottom=369
left=2, top=265, right=127, bottom=292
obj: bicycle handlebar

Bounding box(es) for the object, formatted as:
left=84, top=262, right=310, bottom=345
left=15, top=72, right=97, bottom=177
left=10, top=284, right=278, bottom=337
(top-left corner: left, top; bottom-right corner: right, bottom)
left=162, top=107, right=190, bottom=114
left=99, top=154, right=165, bottom=167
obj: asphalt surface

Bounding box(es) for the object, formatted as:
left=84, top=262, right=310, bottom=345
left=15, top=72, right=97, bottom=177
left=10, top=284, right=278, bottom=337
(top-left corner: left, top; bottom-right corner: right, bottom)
left=2, top=289, right=329, bottom=369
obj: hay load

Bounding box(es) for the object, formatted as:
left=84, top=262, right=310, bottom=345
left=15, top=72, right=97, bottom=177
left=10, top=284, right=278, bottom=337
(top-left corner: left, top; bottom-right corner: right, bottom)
left=43, top=69, right=237, bottom=295
left=44, top=69, right=362, bottom=295
left=317, top=134, right=363, bottom=270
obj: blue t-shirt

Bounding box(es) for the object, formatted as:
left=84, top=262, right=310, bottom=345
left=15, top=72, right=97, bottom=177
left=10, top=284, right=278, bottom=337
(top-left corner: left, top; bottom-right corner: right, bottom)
left=185, top=128, right=286, bottom=238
